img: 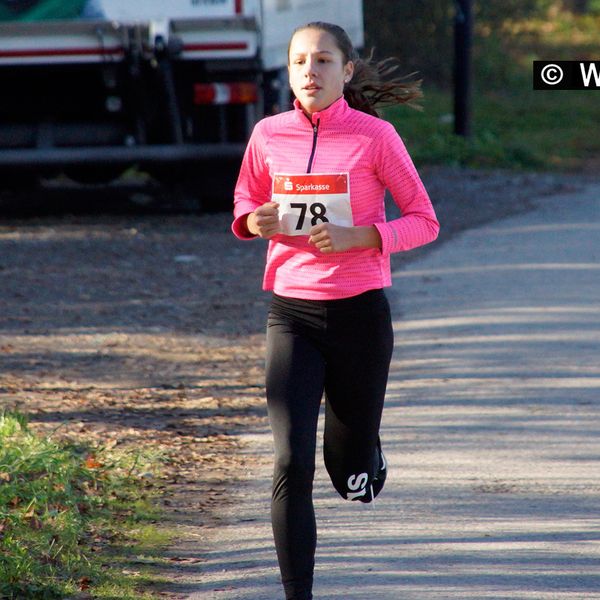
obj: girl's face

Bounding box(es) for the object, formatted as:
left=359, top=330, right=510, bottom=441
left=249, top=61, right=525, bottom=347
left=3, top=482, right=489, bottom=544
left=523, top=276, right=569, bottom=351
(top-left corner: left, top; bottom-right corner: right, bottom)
left=288, top=28, right=354, bottom=115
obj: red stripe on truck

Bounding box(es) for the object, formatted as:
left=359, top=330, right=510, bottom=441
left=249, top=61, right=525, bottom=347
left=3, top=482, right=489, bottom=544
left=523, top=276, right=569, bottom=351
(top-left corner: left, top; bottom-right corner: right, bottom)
left=0, top=41, right=249, bottom=60
left=236, top=0, right=243, bottom=14
left=0, top=46, right=124, bottom=59
left=183, top=42, right=249, bottom=52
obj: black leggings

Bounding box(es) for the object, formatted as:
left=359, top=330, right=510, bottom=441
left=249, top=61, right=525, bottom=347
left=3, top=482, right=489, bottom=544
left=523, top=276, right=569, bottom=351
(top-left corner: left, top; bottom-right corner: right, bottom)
left=265, top=289, right=394, bottom=600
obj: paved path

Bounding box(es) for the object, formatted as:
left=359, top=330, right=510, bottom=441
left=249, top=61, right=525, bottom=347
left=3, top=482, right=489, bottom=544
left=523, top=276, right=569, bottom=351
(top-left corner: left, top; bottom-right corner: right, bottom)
left=180, top=182, right=600, bottom=599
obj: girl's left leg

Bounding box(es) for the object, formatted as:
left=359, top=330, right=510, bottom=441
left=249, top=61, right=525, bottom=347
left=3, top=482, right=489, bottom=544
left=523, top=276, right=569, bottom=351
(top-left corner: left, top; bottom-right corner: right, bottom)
left=321, top=290, right=394, bottom=503
left=266, top=305, right=326, bottom=600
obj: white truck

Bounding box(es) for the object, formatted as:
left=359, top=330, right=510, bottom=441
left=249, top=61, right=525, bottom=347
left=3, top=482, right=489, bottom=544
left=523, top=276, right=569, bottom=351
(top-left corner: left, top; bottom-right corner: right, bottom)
left=0, top=0, right=363, bottom=206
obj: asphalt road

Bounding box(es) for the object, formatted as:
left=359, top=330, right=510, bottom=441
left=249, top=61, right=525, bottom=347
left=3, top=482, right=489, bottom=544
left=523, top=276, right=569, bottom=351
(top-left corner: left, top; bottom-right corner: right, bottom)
left=172, top=181, right=600, bottom=599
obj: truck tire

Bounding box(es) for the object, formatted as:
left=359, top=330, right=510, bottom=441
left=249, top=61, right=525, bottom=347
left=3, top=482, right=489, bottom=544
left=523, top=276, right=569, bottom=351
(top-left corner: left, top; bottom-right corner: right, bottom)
left=64, top=165, right=127, bottom=185
left=148, top=158, right=241, bottom=213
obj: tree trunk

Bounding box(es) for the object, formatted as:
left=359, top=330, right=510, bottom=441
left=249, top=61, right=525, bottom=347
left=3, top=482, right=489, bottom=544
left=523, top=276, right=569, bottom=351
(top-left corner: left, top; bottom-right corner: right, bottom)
left=570, top=0, right=589, bottom=14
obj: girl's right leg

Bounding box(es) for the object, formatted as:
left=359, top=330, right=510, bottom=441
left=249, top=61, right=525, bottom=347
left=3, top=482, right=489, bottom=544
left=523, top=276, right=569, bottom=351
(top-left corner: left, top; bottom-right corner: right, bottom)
left=266, top=307, right=325, bottom=600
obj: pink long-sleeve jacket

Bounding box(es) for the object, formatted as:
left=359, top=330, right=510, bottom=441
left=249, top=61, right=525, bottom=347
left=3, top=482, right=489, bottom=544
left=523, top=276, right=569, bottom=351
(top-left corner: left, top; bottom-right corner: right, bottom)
left=232, top=96, right=439, bottom=300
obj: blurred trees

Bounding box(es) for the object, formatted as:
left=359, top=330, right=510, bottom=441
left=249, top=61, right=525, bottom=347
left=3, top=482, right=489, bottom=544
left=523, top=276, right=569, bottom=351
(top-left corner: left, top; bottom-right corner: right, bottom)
left=568, top=0, right=589, bottom=13
left=362, top=1, right=593, bottom=87
left=363, top=0, right=454, bottom=85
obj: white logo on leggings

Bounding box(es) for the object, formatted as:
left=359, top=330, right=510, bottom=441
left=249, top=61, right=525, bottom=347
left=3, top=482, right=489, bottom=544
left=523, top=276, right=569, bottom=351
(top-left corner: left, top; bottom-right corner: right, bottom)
left=346, top=472, right=368, bottom=500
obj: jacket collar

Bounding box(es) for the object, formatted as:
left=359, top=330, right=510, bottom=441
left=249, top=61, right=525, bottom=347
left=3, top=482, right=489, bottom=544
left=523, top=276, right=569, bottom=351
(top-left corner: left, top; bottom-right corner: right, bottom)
left=293, top=95, right=350, bottom=127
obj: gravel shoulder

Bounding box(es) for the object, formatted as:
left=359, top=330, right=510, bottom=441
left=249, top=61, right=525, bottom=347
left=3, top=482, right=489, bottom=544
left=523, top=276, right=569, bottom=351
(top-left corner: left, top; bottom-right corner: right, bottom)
left=0, top=166, right=596, bottom=595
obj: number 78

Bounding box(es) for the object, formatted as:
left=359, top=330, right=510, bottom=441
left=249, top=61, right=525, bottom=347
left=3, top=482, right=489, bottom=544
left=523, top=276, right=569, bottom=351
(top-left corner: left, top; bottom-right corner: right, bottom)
left=290, top=202, right=329, bottom=231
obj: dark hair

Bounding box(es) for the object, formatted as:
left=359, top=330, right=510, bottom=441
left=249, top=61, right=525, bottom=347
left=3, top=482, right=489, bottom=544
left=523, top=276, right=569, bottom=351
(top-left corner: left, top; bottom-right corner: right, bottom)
left=289, top=21, right=422, bottom=117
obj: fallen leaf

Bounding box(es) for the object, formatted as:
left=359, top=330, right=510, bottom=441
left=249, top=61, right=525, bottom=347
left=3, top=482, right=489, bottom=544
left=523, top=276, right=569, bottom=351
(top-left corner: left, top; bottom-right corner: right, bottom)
left=26, top=515, right=43, bottom=530
left=78, top=576, right=92, bottom=591
left=85, top=456, right=102, bottom=469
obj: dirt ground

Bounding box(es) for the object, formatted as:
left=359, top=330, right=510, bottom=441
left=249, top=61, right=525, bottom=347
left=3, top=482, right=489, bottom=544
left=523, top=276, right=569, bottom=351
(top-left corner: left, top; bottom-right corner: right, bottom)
left=0, top=166, right=594, bottom=590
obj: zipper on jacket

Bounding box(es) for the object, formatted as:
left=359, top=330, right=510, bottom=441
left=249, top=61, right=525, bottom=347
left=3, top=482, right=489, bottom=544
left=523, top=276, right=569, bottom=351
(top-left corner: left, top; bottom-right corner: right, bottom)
left=306, top=118, right=320, bottom=173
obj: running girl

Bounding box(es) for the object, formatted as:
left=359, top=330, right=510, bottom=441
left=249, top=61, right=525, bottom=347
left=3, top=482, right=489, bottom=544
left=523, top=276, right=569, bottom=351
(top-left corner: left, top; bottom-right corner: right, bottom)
left=232, top=21, right=439, bottom=600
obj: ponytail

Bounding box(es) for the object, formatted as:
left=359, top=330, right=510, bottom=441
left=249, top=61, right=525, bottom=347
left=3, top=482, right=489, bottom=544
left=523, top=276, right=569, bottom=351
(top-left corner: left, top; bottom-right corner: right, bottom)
left=344, top=51, right=423, bottom=117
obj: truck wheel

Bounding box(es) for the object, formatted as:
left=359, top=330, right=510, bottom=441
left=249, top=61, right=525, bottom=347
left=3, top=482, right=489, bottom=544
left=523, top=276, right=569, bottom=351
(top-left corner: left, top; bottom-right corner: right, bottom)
left=0, top=172, right=41, bottom=190
left=64, top=166, right=126, bottom=185
left=193, top=158, right=241, bottom=213
left=149, top=158, right=241, bottom=213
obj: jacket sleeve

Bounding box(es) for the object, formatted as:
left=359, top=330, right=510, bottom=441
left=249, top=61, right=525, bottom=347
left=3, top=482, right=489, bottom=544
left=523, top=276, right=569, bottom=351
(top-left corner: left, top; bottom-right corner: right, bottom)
left=372, top=121, right=440, bottom=257
left=231, top=122, right=272, bottom=240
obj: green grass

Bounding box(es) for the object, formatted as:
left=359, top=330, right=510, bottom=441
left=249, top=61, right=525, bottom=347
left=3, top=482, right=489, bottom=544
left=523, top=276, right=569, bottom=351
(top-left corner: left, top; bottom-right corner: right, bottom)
left=0, top=412, right=171, bottom=599
left=387, top=84, right=600, bottom=171
left=384, top=9, right=600, bottom=171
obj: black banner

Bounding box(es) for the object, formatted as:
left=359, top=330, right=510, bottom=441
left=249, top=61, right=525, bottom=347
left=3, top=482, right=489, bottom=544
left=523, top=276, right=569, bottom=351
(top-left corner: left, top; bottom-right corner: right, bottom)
left=533, top=61, right=600, bottom=90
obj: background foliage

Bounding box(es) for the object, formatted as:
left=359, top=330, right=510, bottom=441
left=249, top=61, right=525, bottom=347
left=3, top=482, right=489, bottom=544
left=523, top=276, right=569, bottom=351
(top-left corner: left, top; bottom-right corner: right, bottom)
left=362, top=0, right=600, bottom=170
left=363, top=0, right=600, bottom=88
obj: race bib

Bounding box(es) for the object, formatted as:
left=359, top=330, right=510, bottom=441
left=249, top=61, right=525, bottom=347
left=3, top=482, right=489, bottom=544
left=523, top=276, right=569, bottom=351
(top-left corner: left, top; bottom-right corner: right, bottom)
left=272, top=173, right=353, bottom=236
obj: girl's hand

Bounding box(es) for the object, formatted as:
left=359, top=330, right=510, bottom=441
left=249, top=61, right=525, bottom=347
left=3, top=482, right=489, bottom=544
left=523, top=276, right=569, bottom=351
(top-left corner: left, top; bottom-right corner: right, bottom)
left=246, top=202, right=281, bottom=238
left=308, top=223, right=353, bottom=253
left=308, top=223, right=382, bottom=254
